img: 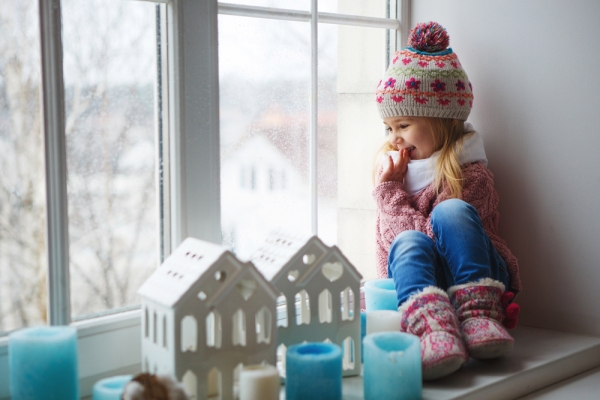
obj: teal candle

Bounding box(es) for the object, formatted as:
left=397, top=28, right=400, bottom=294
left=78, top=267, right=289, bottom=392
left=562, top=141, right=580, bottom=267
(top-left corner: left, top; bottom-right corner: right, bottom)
left=9, top=326, right=79, bottom=400
left=360, top=311, right=367, bottom=363
left=93, top=375, right=133, bottom=400
left=286, top=342, right=342, bottom=400
left=364, top=279, right=398, bottom=311
left=363, top=332, right=421, bottom=400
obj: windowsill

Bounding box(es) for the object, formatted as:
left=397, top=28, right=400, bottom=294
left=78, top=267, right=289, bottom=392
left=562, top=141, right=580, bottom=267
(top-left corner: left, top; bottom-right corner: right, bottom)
left=1, top=322, right=599, bottom=399
left=335, top=326, right=600, bottom=400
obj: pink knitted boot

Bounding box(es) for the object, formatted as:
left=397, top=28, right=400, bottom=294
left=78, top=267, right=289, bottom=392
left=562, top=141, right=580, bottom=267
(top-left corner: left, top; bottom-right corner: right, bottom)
left=399, top=287, right=468, bottom=380
left=448, top=278, right=514, bottom=360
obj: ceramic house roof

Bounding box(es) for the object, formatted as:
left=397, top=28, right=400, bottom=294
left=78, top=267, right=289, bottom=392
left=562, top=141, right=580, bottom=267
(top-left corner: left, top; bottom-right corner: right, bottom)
left=138, top=237, right=234, bottom=308
left=250, top=230, right=314, bottom=281
left=251, top=230, right=362, bottom=284
left=296, top=245, right=362, bottom=286
left=208, top=261, right=279, bottom=307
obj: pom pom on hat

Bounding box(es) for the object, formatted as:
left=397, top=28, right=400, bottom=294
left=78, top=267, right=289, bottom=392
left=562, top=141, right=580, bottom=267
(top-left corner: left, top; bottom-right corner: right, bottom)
left=408, top=21, right=450, bottom=53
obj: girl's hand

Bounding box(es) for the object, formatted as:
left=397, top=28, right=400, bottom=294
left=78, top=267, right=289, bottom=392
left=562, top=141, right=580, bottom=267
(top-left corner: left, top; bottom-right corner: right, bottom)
left=377, top=148, right=409, bottom=185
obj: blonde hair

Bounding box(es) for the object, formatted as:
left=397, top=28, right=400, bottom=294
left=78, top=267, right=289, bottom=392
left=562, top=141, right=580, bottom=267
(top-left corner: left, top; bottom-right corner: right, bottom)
left=373, top=117, right=468, bottom=199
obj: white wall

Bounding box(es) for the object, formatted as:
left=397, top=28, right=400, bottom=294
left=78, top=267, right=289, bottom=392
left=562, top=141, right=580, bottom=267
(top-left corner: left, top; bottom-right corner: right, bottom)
left=411, top=0, right=600, bottom=335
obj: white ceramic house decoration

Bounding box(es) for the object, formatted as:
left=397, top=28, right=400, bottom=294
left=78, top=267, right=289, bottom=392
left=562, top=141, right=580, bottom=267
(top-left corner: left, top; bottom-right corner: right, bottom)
left=138, top=237, right=279, bottom=400
left=251, top=230, right=363, bottom=377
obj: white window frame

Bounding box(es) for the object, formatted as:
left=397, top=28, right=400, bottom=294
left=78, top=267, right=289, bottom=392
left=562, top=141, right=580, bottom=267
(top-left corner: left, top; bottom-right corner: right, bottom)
left=0, top=1, right=408, bottom=398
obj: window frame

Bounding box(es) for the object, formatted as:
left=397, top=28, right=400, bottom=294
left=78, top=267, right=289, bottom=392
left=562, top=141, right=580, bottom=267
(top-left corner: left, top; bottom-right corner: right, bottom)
left=0, top=0, right=408, bottom=398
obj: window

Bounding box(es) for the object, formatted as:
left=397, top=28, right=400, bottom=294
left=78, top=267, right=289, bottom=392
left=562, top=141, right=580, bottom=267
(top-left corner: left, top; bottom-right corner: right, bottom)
left=218, top=0, right=404, bottom=266
left=0, top=0, right=160, bottom=333
left=0, top=0, right=406, bottom=396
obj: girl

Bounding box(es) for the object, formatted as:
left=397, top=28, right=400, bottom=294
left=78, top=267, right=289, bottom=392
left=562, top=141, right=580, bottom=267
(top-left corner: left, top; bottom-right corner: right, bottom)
left=373, top=22, right=521, bottom=380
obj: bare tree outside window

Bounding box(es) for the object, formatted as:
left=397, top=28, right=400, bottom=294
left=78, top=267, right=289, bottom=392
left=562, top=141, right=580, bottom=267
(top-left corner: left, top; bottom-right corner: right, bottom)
left=0, top=1, right=47, bottom=332
left=62, top=0, right=157, bottom=319
left=0, top=0, right=158, bottom=332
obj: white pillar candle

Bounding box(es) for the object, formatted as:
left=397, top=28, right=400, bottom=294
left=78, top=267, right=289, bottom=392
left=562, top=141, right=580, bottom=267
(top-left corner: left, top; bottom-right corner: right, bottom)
left=239, top=365, right=279, bottom=400
left=366, top=310, right=402, bottom=334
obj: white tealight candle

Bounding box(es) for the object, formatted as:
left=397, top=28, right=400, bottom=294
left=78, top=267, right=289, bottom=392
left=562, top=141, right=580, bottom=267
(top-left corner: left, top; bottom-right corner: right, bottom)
left=366, top=310, right=402, bottom=334
left=239, top=365, right=279, bottom=400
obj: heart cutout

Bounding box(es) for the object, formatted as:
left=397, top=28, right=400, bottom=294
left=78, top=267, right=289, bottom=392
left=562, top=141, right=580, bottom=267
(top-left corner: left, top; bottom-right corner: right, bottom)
left=287, top=270, right=299, bottom=282
left=236, top=278, right=257, bottom=301
left=322, top=262, right=343, bottom=282
left=302, top=254, right=315, bottom=265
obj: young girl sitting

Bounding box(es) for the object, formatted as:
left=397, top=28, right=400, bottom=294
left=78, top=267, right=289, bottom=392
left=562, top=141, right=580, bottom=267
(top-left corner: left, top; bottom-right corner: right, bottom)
left=373, top=22, right=521, bottom=380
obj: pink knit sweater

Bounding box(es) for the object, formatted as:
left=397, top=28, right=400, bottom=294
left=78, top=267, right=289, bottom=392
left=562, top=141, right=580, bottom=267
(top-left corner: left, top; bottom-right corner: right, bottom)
left=373, top=161, right=522, bottom=294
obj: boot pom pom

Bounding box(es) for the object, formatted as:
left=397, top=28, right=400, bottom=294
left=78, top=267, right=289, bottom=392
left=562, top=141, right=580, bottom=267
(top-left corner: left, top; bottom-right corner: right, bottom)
left=501, top=291, right=515, bottom=304
left=505, top=303, right=520, bottom=320
left=501, top=291, right=520, bottom=329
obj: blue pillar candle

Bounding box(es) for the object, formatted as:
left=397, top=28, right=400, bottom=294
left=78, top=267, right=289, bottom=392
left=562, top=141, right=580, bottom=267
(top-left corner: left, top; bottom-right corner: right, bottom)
left=286, top=342, right=342, bottom=400
left=363, top=332, right=421, bottom=400
left=9, top=326, right=79, bottom=400
left=364, top=279, right=398, bottom=311
left=93, top=375, right=133, bottom=400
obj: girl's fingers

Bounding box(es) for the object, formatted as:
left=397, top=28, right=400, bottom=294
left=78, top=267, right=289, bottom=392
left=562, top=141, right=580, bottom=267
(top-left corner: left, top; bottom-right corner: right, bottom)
left=379, top=152, right=409, bottom=184
left=399, top=148, right=409, bottom=179
left=387, top=155, right=394, bottom=172
left=379, top=156, right=393, bottom=182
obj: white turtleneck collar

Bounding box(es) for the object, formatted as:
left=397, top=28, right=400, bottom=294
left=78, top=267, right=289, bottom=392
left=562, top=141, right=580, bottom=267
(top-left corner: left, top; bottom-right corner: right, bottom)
left=383, top=122, right=487, bottom=197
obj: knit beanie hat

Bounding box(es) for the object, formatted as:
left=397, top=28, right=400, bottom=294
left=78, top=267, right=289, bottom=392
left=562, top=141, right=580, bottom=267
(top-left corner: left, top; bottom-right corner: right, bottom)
left=375, top=22, right=473, bottom=121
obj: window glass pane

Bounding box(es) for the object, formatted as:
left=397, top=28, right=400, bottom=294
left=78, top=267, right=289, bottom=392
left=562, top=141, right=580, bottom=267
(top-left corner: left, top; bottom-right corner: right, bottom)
left=316, top=23, right=337, bottom=246
left=224, top=0, right=392, bottom=18
left=322, top=0, right=391, bottom=18
left=61, top=0, right=158, bottom=319
left=0, top=1, right=47, bottom=333
left=219, top=15, right=311, bottom=259
left=321, top=22, right=388, bottom=280
left=227, top=0, right=309, bottom=11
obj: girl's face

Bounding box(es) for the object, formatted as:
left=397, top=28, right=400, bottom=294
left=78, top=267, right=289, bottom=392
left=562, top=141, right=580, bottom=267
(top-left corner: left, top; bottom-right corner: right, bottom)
left=383, top=116, right=436, bottom=160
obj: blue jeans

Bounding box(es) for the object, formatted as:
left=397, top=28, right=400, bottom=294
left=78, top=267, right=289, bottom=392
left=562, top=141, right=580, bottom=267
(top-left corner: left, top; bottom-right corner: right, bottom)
left=387, top=199, right=510, bottom=307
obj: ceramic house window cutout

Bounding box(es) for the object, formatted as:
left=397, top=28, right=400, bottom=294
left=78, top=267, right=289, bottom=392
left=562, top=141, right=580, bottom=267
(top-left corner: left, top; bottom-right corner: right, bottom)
left=255, top=306, right=272, bottom=344
left=138, top=237, right=279, bottom=400
left=276, top=294, right=288, bottom=327
left=250, top=229, right=363, bottom=377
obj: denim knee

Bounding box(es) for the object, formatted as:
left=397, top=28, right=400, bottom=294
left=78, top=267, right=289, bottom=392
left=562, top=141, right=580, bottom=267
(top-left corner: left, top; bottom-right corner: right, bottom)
left=389, top=230, right=433, bottom=255
left=431, top=199, right=477, bottom=229
left=388, top=231, right=434, bottom=273
left=388, top=230, right=440, bottom=305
